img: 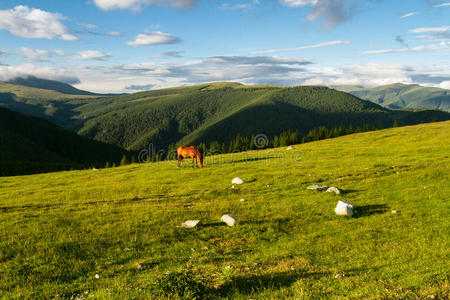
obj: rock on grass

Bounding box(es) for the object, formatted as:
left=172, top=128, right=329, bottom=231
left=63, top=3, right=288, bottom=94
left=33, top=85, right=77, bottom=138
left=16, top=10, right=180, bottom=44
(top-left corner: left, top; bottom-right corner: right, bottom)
left=335, top=201, right=354, bottom=216
left=221, top=214, right=237, bottom=226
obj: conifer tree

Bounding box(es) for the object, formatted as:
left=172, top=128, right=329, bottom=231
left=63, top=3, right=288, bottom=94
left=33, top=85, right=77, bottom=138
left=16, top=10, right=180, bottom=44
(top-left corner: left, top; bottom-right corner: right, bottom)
left=120, top=155, right=128, bottom=166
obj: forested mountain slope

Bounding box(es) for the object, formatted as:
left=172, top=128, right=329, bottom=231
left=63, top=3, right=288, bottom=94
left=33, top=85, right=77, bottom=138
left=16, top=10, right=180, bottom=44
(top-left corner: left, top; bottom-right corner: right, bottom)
left=0, top=107, right=130, bottom=175
left=1, top=80, right=449, bottom=152
left=335, top=83, right=450, bottom=112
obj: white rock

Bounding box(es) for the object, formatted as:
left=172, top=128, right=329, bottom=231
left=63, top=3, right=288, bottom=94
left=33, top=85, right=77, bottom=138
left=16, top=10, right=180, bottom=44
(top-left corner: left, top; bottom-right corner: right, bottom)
left=181, top=220, right=200, bottom=228
left=240, top=198, right=246, bottom=202
left=307, top=185, right=329, bottom=191
left=286, top=145, right=295, bottom=150
left=221, top=214, right=237, bottom=227
left=391, top=210, right=397, bottom=214
left=326, top=187, right=342, bottom=195
left=335, top=274, right=345, bottom=278
left=232, top=177, right=244, bottom=185
left=95, top=274, right=100, bottom=279
left=335, top=201, right=354, bottom=216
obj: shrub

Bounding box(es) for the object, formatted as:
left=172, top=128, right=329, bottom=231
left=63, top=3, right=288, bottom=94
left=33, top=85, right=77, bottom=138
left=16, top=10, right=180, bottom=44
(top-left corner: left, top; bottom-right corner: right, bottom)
left=152, top=271, right=206, bottom=299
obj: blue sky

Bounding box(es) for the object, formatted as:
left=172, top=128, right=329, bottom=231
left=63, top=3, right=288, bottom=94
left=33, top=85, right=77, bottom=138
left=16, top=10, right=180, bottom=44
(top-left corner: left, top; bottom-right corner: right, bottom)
left=0, top=0, right=449, bottom=93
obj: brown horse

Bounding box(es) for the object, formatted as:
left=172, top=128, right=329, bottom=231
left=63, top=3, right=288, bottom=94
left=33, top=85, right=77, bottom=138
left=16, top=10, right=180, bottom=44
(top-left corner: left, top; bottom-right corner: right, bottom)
left=177, top=146, right=203, bottom=168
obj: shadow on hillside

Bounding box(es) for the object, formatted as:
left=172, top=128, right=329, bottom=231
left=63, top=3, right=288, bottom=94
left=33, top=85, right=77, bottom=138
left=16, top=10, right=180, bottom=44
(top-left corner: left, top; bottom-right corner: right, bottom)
left=202, top=222, right=225, bottom=227
left=340, top=189, right=362, bottom=195
left=216, top=270, right=329, bottom=296
left=353, top=204, right=389, bottom=218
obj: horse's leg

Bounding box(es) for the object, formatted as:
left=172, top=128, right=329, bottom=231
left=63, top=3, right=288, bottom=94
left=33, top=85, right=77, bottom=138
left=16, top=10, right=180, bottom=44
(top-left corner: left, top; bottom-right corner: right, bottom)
left=191, top=156, right=195, bottom=168
left=177, top=155, right=183, bottom=168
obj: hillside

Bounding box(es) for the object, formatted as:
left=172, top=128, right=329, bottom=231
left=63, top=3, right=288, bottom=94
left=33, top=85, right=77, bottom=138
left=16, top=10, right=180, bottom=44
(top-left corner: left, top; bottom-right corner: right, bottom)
left=0, top=107, right=130, bottom=176
left=335, top=83, right=450, bottom=112
left=0, top=81, right=97, bottom=129
left=1, top=80, right=449, bottom=152
left=0, top=121, right=448, bottom=298
left=7, top=76, right=100, bottom=96
left=77, top=83, right=449, bottom=151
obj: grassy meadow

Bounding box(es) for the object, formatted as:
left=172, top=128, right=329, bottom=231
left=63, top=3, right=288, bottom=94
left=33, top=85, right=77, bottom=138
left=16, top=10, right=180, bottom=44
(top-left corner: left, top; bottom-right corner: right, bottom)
left=0, top=121, right=449, bottom=299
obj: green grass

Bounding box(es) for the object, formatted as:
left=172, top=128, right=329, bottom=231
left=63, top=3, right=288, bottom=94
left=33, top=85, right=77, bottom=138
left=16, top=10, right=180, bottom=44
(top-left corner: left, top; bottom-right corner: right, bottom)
left=1, top=122, right=449, bottom=299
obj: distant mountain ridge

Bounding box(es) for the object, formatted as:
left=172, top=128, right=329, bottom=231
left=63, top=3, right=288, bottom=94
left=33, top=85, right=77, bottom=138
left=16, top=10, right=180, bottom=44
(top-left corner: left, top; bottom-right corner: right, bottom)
left=7, top=76, right=100, bottom=96
left=334, top=83, right=450, bottom=112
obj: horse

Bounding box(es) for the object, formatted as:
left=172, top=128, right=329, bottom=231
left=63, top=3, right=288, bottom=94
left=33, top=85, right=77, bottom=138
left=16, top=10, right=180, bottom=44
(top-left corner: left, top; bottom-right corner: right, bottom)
left=177, top=146, right=203, bottom=168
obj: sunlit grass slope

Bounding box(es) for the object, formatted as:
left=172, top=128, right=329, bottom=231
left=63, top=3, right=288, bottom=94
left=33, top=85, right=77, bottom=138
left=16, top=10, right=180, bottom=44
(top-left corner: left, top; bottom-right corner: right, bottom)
left=0, top=121, right=449, bottom=299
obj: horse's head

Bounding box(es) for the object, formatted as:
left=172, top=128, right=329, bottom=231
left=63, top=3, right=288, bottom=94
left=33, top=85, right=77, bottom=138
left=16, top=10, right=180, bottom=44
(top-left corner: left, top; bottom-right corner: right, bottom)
left=198, top=151, right=203, bottom=168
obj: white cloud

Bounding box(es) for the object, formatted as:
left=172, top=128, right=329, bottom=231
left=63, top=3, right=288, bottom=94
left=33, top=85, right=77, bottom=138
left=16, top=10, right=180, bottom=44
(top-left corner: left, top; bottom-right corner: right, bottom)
left=400, top=12, right=416, bottom=19
left=20, top=47, right=65, bottom=62
left=127, top=31, right=181, bottom=46
left=2, top=56, right=449, bottom=94
left=72, top=50, right=111, bottom=60
left=280, top=0, right=318, bottom=7
left=220, top=3, right=254, bottom=11
left=0, top=50, right=8, bottom=57
left=0, top=6, right=78, bottom=41
left=434, top=2, right=450, bottom=7
left=439, top=81, right=450, bottom=89
left=152, top=51, right=184, bottom=58
left=108, top=31, right=123, bottom=36
left=280, top=0, right=360, bottom=29
left=304, top=62, right=450, bottom=88
left=0, top=64, right=80, bottom=84
left=83, top=23, right=98, bottom=29
left=363, top=41, right=450, bottom=54
left=93, top=0, right=199, bottom=11
left=410, top=26, right=450, bottom=34
left=410, top=26, right=450, bottom=40
left=252, top=40, right=351, bottom=55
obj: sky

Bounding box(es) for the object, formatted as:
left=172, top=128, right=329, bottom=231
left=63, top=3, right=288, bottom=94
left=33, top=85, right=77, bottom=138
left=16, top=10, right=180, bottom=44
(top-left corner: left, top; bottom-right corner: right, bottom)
left=0, top=0, right=449, bottom=93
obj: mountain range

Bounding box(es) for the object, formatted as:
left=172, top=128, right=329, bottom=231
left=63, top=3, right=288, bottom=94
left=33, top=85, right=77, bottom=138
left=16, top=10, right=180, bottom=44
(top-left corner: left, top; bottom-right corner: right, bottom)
left=334, top=83, right=450, bottom=112
left=1, top=78, right=449, bottom=175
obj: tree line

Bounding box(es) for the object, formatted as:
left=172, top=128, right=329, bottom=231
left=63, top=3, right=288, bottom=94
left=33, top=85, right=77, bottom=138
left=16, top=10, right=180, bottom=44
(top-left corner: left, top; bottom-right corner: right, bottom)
left=109, top=120, right=401, bottom=167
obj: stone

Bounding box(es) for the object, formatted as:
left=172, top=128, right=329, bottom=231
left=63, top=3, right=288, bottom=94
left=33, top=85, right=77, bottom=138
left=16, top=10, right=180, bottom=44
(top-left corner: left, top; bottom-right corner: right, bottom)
left=94, top=274, right=100, bottom=279
left=307, top=185, right=329, bottom=191
left=391, top=210, right=398, bottom=214
left=134, top=262, right=142, bottom=269
left=181, top=220, right=200, bottom=228
left=326, top=187, right=342, bottom=195
left=221, top=214, right=237, bottom=226
left=286, top=145, right=295, bottom=150
left=335, top=201, right=354, bottom=216
left=232, top=177, right=244, bottom=185
left=240, top=198, right=246, bottom=202
left=92, top=168, right=99, bottom=171
left=335, top=274, right=345, bottom=278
